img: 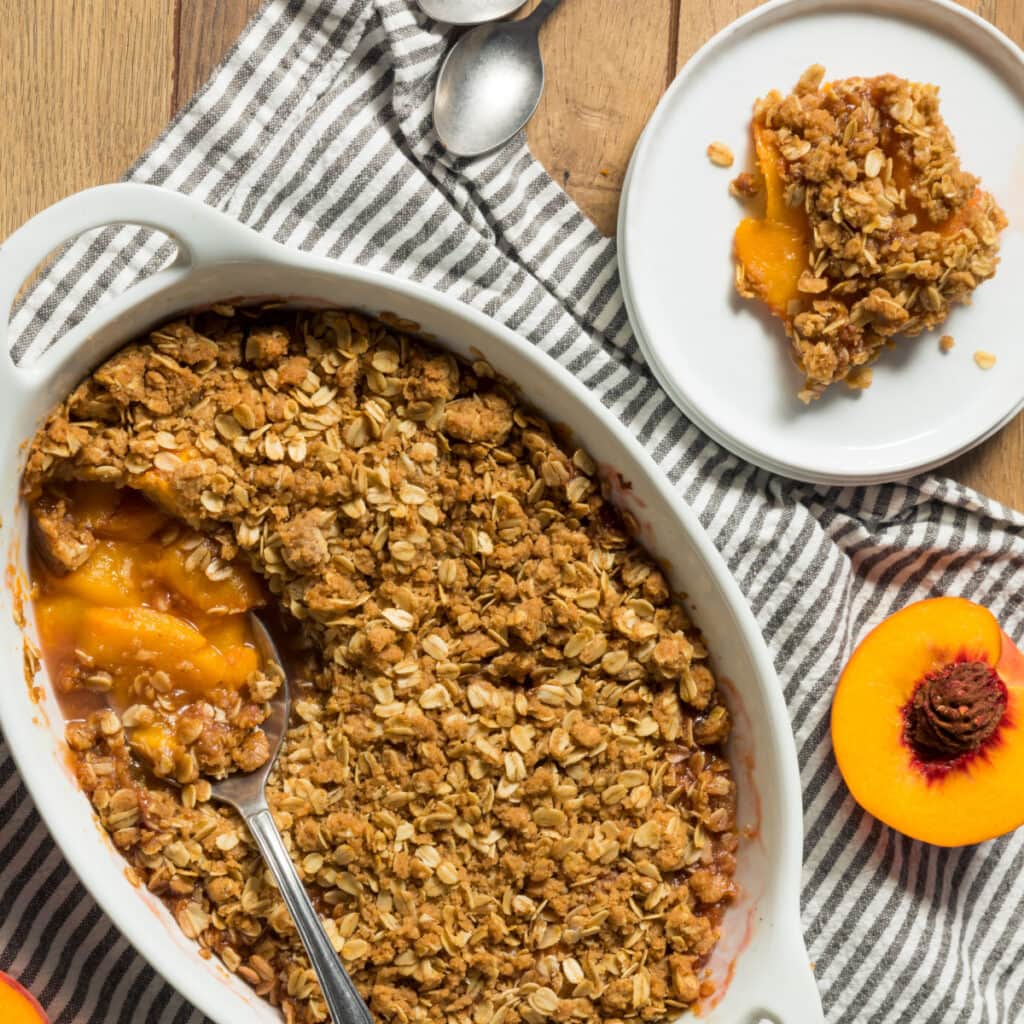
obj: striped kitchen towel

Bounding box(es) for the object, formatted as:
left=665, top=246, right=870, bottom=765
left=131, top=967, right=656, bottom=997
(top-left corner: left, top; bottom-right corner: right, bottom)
left=3, top=1, right=1024, bottom=1021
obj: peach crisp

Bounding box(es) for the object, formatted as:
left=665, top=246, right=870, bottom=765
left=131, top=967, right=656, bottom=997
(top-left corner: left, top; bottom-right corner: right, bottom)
left=733, top=65, right=1007, bottom=402
left=23, top=307, right=738, bottom=1024
left=31, top=482, right=280, bottom=782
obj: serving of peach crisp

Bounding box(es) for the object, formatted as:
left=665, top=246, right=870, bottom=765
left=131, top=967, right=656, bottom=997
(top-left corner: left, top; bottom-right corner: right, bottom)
left=733, top=65, right=1007, bottom=402
left=24, top=306, right=738, bottom=1024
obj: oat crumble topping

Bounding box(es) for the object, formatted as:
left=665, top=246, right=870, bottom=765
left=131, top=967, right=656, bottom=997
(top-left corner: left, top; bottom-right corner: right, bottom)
left=734, top=64, right=1007, bottom=402
left=24, top=307, right=738, bottom=1024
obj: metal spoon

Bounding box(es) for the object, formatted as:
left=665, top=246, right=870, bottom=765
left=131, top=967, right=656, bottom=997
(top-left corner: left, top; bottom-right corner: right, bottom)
left=416, top=0, right=525, bottom=25
left=207, top=617, right=373, bottom=1024
left=433, top=0, right=565, bottom=157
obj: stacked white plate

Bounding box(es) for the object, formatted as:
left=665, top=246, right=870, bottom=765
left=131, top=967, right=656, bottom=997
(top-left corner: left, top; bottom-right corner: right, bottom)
left=618, top=0, right=1024, bottom=486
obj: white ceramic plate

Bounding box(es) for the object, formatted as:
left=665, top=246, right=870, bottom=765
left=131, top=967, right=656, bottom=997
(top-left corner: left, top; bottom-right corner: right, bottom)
left=0, top=184, right=823, bottom=1023
left=619, top=0, right=1024, bottom=486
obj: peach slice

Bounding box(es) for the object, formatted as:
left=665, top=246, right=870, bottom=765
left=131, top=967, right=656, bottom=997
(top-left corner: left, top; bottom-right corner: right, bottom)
left=92, top=502, right=168, bottom=543
left=77, top=606, right=231, bottom=695
left=733, top=124, right=810, bottom=317
left=152, top=541, right=262, bottom=614
left=50, top=542, right=145, bottom=608
left=832, top=597, right=1024, bottom=847
left=888, top=147, right=988, bottom=237
left=65, top=481, right=121, bottom=529
left=135, top=469, right=178, bottom=514
left=65, top=482, right=168, bottom=541
left=220, top=644, right=262, bottom=688
left=733, top=219, right=808, bottom=316
left=134, top=448, right=198, bottom=519
left=34, top=595, right=87, bottom=659
left=202, top=616, right=261, bottom=687
left=0, top=972, right=47, bottom=1024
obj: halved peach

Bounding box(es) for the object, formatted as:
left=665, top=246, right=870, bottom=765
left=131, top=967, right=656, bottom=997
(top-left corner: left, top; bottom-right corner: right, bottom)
left=0, top=972, right=47, bottom=1024
left=833, top=597, right=1024, bottom=847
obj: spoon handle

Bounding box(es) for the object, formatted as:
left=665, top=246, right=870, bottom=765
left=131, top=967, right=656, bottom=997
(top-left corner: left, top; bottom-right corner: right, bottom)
left=526, top=0, right=564, bottom=28
left=245, top=805, right=374, bottom=1024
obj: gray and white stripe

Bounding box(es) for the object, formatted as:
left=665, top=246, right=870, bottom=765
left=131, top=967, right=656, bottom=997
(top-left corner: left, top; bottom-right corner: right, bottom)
left=3, top=1, right=1024, bottom=1021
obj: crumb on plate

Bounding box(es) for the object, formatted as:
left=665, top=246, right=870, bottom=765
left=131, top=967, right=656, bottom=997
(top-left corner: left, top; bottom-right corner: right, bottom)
left=706, top=141, right=734, bottom=167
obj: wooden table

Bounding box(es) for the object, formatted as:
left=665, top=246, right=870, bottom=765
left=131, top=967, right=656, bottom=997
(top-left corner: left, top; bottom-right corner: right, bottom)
left=4, top=0, right=1021, bottom=506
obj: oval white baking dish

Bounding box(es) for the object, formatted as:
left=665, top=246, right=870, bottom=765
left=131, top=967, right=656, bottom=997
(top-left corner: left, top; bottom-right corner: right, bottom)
left=0, top=184, right=823, bottom=1024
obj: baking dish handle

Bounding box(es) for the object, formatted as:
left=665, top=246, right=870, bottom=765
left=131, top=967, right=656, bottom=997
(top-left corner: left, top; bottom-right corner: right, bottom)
left=0, top=183, right=268, bottom=387
left=748, top=944, right=825, bottom=1024
left=704, top=909, right=823, bottom=1024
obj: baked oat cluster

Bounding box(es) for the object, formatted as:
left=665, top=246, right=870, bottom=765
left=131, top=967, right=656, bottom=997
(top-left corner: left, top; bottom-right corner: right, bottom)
left=24, top=307, right=738, bottom=1024
left=735, top=64, right=1007, bottom=401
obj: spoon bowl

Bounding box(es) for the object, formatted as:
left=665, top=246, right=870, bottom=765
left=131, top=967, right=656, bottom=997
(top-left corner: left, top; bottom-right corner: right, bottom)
left=202, top=615, right=374, bottom=1024
left=416, top=0, right=525, bottom=25
left=204, top=615, right=290, bottom=811
left=433, top=0, right=563, bottom=157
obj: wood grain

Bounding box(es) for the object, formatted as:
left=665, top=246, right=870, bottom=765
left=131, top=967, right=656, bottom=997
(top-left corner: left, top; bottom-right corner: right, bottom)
left=175, top=0, right=264, bottom=108
left=0, top=0, right=173, bottom=240
left=675, top=0, right=760, bottom=68
left=525, top=0, right=677, bottom=236
left=2, top=0, right=1022, bottom=507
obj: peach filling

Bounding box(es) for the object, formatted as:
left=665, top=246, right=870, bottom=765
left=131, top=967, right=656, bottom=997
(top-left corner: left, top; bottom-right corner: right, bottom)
left=31, top=484, right=265, bottom=772
left=733, top=124, right=811, bottom=318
